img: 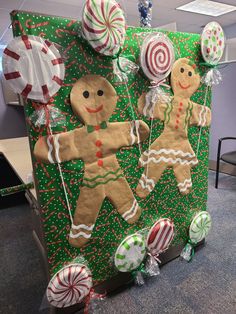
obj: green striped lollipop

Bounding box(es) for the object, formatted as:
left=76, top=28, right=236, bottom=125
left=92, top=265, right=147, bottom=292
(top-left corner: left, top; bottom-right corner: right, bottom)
left=115, top=234, right=146, bottom=272
left=189, top=211, right=212, bottom=244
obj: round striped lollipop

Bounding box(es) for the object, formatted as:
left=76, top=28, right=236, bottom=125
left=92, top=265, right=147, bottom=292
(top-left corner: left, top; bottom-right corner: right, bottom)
left=147, top=218, right=175, bottom=256
left=115, top=234, right=146, bottom=272
left=82, top=0, right=126, bottom=56
left=140, top=32, right=175, bottom=83
left=46, top=263, right=92, bottom=308
left=189, top=211, right=212, bottom=244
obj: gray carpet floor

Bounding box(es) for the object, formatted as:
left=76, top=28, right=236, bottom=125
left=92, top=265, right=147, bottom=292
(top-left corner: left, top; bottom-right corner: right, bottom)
left=0, top=171, right=235, bottom=314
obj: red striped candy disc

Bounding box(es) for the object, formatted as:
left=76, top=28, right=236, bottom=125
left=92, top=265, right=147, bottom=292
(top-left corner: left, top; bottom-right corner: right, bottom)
left=82, top=0, right=126, bottom=56
left=147, top=218, right=175, bottom=255
left=2, top=35, right=65, bottom=103
left=46, top=263, right=92, bottom=308
left=140, top=33, right=175, bottom=83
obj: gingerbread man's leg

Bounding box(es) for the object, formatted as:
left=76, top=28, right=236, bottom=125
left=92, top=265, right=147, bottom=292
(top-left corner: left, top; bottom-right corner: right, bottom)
left=69, top=185, right=104, bottom=248
left=106, top=175, right=141, bottom=224
left=173, top=164, right=192, bottom=195
left=136, top=162, right=167, bottom=198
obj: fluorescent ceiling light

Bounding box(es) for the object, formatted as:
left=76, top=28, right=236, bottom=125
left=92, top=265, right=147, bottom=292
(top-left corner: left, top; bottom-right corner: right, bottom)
left=176, top=0, right=236, bottom=17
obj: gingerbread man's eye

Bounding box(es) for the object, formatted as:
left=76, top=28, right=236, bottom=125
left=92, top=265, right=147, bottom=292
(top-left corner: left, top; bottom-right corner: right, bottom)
left=97, top=90, right=104, bottom=96
left=188, top=71, right=192, bottom=77
left=180, top=67, right=185, bottom=73
left=83, top=91, right=89, bottom=98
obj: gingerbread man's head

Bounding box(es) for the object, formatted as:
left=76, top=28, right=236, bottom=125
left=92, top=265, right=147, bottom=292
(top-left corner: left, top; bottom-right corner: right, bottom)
left=70, top=75, right=118, bottom=125
left=171, top=58, right=200, bottom=99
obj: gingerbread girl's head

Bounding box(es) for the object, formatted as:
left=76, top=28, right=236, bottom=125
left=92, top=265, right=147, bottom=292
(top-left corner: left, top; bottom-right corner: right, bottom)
left=70, top=75, right=118, bottom=125
left=171, top=58, right=200, bottom=98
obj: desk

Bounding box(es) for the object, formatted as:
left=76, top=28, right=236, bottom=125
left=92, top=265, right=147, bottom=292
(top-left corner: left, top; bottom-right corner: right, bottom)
left=0, top=137, right=36, bottom=199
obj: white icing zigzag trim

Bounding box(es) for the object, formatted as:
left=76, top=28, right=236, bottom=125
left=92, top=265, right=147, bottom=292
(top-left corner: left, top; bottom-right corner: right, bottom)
left=47, top=136, right=55, bottom=164
left=72, top=224, right=95, bottom=231
left=139, top=174, right=155, bottom=192
left=198, top=106, right=207, bottom=127
left=130, top=121, right=140, bottom=145
left=178, top=178, right=192, bottom=192
left=54, top=134, right=61, bottom=163
left=122, top=199, right=139, bottom=221
left=139, top=156, right=198, bottom=166
left=69, top=231, right=92, bottom=239
left=143, top=149, right=196, bottom=159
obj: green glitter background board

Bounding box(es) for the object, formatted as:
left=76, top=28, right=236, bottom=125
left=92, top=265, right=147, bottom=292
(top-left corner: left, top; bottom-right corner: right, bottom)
left=11, top=10, right=211, bottom=285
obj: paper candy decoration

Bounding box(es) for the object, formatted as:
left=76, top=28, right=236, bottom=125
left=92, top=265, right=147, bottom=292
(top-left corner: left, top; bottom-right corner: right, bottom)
left=114, top=234, right=146, bottom=272
left=2, top=35, right=65, bottom=103
left=46, top=263, right=92, bottom=308
left=82, top=0, right=126, bottom=56
left=201, top=21, right=225, bottom=66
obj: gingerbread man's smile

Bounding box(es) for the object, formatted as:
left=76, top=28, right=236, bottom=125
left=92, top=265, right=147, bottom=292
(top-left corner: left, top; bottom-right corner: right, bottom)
left=85, top=105, right=103, bottom=113
left=179, top=81, right=191, bottom=90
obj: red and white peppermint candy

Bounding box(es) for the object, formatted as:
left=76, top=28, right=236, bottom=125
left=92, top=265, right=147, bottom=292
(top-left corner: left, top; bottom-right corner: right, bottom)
left=140, top=32, right=175, bottom=83
left=82, top=0, right=126, bottom=56
left=46, top=263, right=92, bottom=308
left=2, top=35, right=65, bottom=103
left=147, top=218, right=175, bottom=256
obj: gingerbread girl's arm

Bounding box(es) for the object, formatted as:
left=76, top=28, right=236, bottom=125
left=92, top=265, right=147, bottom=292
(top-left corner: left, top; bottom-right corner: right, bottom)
left=189, top=101, right=211, bottom=127
left=138, top=92, right=169, bottom=120
left=34, top=128, right=83, bottom=164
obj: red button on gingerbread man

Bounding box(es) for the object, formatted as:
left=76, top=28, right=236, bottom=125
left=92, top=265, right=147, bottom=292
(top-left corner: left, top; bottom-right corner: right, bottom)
left=34, top=75, right=149, bottom=248
left=136, top=58, right=211, bottom=197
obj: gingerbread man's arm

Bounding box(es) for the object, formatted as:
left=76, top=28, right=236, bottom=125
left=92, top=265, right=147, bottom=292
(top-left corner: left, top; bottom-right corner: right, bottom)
left=189, top=101, right=211, bottom=127
left=110, top=120, right=149, bottom=149
left=138, top=92, right=169, bottom=120
left=34, top=128, right=83, bottom=164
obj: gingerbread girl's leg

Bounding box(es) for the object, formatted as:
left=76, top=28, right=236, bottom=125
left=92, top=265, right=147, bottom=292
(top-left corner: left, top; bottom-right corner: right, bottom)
left=136, top=162, right=167, bottom=198
left=69, top=185, right=104, bottom=248
left=173, top=164, right=192, bottom=195
left=106, top=175, right=142, bottom=224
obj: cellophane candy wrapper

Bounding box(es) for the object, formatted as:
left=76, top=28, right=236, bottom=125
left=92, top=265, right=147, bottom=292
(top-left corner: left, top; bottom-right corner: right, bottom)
left=134, top=270, right=145, bottom=286
left=113, top=57, right=139, bottom=83
left=143, top=86, right=172, bottom=118
left=145, top=254, right=160, bottom=277
left=85, top=290, right=106, bottom=314
left=30, top=105, right=66, bottom=127
left=180, top=242, right=193, bottom=262
left=201, top=68, right=222, bottom=86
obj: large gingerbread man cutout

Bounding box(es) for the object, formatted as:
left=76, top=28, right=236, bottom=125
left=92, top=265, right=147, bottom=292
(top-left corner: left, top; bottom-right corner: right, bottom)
left=136, top=58, right=211, bottom=197
left=34, top=75, right=149, bottom=248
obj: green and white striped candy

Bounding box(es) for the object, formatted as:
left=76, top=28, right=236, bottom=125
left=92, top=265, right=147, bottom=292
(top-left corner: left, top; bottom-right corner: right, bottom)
left=114, top=234, right=146, bottom=272
left=189, top=211, right=212, bottom=244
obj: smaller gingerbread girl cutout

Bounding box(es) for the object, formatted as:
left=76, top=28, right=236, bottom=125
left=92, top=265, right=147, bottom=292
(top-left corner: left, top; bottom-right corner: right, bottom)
left=136, top=58, right=211, bottom=197
left=34, top=75, right=149, bottom=248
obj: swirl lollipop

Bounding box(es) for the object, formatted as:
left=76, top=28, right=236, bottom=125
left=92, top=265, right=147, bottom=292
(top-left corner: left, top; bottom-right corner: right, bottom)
left=139, top=33, right=175, bottom=191
left=180, top=211, right=212, bottom=262
left=82, top=0, right=126, bottom=56
left=140, top=32, right=175, bottom=84
left=145, top=218, right=175, bottom=276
